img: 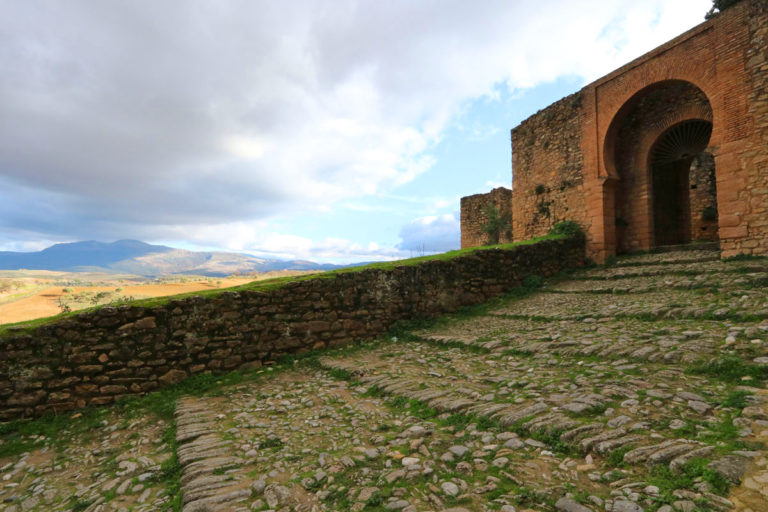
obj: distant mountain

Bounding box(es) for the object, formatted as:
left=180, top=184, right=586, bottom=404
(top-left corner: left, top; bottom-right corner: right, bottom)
left=0, top=240, right=348, bottom=277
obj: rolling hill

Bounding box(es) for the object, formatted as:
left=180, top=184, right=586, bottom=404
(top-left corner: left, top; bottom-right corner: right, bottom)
left=0, top=240, right=346, bottom=277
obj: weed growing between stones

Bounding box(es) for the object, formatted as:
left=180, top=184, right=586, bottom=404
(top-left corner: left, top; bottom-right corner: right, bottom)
left=647, top=458, right=731, bottom=506
left=686, top=355, right=768, bottom=383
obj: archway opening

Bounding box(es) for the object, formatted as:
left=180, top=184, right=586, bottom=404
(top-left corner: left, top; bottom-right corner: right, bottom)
left=649, top=120, right=713, bottom=246
left=603, top=80, right=716, bottom=253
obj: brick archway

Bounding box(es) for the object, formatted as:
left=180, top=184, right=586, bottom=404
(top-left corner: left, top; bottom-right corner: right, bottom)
left=466, top=1, right=767, bottom=262
left=600, top=80, right=715, bottom=253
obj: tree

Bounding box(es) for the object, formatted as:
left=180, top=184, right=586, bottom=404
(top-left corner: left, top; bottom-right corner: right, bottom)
left=706, top=0, right=745, bottom=19
left=482, top=205, right=512, bottom=245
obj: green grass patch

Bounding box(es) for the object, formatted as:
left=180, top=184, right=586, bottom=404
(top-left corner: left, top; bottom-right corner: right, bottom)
left=68, top=497, right=97, bottom=512
left=258, top=437, right=284, bottom=450
left=686, top=355, right=768, bottom=383
left=606, top=445, right=633, bottom=467
left=325, top=366, right=356, bottom=381
left=719, top=390, right=753, bottom=409
left=386, top=396, right=439, bottom=419
left=500, top=348, right=535, bottom=358
left=724, top=253, right=767, bottom=262
left=647, top=458, right=730, bottom=501
left=528, top=428, right=573, bottom=455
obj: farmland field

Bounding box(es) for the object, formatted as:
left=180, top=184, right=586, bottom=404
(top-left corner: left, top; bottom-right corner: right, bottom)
left=0, top=269, right=312, bottom=325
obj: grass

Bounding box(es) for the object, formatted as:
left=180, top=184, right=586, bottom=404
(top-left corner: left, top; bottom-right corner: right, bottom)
left=258, top=437, right=284, bottom=450
left=719, top=390, right=753, bottom=409
left=686, top=355, right=768, bottom=383
left=647, top=457, right=731, bottom=502
left=155, top=427, right=182, bottom=510
left=606, top=445, right=634, bottom=467
left=724, top=253, right=768, bottom=262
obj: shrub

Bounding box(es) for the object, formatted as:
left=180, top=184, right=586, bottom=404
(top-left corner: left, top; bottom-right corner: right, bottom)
left=705, top=0, right=745, bottom=19
left=549, top=221, right=584, bottom=238
left=523, top=275, right=544, bottom=288
left=482, top=205, right=512, bottom=245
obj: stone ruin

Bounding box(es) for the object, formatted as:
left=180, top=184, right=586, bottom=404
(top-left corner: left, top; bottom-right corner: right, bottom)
left=460, top=0, right=768, bottom=262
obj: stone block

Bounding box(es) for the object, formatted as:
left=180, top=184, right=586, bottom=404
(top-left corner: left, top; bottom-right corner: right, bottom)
left=100, top=385, right=128, bottom=395
left=158, top=369, right=187, bottom=386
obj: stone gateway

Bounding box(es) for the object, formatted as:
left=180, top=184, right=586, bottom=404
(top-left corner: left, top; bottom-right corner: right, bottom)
left=461, top=0, right=768, bottom=261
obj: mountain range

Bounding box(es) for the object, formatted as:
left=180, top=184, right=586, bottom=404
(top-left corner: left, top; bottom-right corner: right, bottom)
left=0, top=240, right=348, bottom=277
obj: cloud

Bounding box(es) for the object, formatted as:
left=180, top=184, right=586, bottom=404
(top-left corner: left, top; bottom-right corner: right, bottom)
left=152, top=222, right=405, bottom=263
left=397, top=213, right=460, bottom=254
left=0, top=0, right=712, bottom=254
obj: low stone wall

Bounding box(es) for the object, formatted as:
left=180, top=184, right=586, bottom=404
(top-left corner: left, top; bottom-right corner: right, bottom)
left=0, top=236, right=585, bottom=420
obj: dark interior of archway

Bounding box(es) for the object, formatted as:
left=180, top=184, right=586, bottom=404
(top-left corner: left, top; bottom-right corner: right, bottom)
left=650, top=120, right=713, bottom=246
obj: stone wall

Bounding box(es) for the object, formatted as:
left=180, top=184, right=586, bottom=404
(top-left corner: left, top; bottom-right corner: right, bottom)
left=459, top=187, right=513, bottom=248
left=733, top=0, right=768, bottom=255
left=0, top=236, right=585, bottom=420
left=689, top=152, right=719, bottom=242
left=510, top=91, right=586, bottom=242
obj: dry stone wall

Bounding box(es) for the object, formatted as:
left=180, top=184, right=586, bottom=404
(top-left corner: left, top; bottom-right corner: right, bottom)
left=0, top=236, right=585, bottom=420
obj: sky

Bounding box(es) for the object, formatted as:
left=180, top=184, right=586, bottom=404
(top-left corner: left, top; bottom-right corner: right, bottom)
left=0, top=0, right=713, bottom=263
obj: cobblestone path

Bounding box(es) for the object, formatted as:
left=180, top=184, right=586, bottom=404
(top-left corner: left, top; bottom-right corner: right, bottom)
left=2, top=250, right=768, bottom=511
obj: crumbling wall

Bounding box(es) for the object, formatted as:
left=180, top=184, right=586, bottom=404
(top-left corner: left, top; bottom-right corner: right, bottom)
left=460, top=187, right=513, bottom=248
left=510, top=92, right=586, bottom=241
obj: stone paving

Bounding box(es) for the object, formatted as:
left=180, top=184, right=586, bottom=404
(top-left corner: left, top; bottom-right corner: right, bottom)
left=2, top=250, right=768, bottom=511
left=0, top=408, right=172, bottom=511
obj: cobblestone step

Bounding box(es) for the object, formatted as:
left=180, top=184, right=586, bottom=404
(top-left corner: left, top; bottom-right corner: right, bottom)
left=175, top=397, right=250, bottom=512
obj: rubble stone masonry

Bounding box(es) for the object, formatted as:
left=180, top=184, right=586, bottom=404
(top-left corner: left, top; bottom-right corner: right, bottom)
left=459, top=187, right=513, bottom=248
left=511, top=92, right=586, bottom=242
left=0, top=236, right=584, bottom=420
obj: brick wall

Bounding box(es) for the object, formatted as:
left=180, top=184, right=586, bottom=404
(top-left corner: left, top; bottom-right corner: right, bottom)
left=0, top=236, right=585, bottom=420
left=460, top=187, right=513, bottom=248
left=587, top=0, right=768, bottom=260
left=610, top=82, right=713, bottom=251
